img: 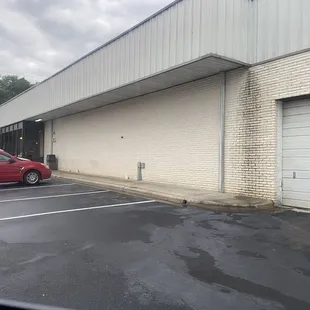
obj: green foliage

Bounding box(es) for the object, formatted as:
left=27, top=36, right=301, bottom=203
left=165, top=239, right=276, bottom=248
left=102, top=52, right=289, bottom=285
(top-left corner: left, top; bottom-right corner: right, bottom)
left=0, top=75, right=33, bottom=105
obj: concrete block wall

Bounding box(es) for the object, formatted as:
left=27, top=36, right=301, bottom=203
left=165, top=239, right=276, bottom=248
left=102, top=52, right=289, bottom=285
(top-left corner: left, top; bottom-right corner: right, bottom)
left=47, top=75, right=221, bottom=190
left=225, top=51, right=310, bottom=200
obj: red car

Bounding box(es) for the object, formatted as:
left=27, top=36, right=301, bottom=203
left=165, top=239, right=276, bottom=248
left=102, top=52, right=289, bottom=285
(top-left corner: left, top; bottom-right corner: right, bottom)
left=0, top=149, right=52, bottom=185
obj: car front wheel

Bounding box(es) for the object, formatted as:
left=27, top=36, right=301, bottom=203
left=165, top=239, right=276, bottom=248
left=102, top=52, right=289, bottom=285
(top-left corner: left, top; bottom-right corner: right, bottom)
left=24, top=170, right=40, bottom=185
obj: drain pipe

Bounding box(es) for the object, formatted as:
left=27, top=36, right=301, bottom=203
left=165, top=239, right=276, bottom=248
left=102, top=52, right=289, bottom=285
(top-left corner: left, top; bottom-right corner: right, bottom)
left=218, top=72, right=226, bottom=193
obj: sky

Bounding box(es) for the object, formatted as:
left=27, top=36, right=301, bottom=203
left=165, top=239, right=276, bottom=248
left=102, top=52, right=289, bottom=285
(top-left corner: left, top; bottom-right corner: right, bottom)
left=0, top=0, right=173, bottom=82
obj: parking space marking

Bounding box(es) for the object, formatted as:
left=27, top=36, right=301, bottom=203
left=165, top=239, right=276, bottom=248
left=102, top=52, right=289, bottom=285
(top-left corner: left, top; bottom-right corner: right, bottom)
left=0, top=200, right=156, bottom=222
left=0, top=183, right=75, bottom=192
left=0, top=190, right=110, bottom=203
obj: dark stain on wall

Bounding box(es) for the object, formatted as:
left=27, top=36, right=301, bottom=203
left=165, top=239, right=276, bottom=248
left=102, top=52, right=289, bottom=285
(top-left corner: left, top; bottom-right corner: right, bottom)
left=237, top=69, right=261, bottom=195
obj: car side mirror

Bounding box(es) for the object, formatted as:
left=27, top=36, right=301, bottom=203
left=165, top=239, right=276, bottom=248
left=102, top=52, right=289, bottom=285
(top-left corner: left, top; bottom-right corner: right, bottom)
left=8, top=158, right=15, bottom=164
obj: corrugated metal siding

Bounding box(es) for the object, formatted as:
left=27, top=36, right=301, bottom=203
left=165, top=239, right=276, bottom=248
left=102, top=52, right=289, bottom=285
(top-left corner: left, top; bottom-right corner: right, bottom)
left=0, top=0, right=251, bottom=127
left=200, top=0, right=252, bottom=62
left=4, top=0, right=310, bottom=127
left=255, top=0, right=310, bottom=63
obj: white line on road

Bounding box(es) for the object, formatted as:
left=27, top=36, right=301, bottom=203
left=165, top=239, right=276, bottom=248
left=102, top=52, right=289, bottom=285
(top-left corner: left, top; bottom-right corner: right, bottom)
left=0, top=200, right=156, bottom=222
left=0, top=183, right=75, bottom=192
left=0, top=191, right=110, bottom=203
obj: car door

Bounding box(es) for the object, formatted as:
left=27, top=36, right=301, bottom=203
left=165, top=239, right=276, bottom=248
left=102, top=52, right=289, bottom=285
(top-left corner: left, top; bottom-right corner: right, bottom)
left=0, top=153, right=21, bottom=182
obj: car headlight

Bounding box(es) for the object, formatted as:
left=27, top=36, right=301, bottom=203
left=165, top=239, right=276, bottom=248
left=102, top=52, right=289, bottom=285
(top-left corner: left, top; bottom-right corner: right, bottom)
left=40, top=163, right=50, bottom=169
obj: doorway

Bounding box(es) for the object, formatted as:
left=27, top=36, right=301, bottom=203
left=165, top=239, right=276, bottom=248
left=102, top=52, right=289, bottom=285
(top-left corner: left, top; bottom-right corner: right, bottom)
left=0, top=121, right=44, bottom=162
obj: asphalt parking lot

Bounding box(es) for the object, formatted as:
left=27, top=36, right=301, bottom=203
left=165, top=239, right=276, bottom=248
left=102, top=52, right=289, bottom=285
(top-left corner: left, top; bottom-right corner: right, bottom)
left=0, top=179, right=309, bottom=310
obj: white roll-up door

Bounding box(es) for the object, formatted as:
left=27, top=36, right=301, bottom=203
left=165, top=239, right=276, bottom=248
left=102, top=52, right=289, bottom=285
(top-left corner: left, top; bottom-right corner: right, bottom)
left=282, top=100, right=310, bottom=209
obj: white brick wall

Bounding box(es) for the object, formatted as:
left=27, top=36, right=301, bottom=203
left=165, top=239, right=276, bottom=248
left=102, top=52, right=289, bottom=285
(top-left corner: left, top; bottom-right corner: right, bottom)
left=44, top=51, right=310, bottom=199
left=47, top=75, right=221, bottom=190
left=225, top=51, right=310, bottom=200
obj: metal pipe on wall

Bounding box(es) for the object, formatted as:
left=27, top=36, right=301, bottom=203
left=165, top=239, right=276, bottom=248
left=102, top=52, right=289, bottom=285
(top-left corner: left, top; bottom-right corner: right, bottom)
left=218, top=72, right=226, bottom=193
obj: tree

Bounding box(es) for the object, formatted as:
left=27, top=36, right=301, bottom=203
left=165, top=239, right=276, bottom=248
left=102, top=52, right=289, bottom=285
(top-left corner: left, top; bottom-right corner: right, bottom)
left=0, top=75, right=33, bottom=105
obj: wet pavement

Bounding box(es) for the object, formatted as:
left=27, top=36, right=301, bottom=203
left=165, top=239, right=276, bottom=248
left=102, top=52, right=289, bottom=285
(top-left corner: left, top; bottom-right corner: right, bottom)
left=0, top=180, right=309, bottom=310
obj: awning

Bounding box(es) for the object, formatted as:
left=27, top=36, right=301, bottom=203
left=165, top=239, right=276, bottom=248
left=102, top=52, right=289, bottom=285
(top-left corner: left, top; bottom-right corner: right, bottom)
left=26, top=54, right=248, bottom=121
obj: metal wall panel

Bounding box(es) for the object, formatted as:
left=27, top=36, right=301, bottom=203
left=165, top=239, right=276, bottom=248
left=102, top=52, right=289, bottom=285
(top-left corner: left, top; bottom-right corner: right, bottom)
left=255, top=0, right=310, bottom=63
left=0, top=0, right=253, bottom=127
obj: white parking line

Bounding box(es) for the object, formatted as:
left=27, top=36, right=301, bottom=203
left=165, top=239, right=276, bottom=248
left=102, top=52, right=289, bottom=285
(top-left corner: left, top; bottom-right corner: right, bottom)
left=0, top=183, right=75, bottom=192
left=0, top=191, right=110, bottom=203
left=0, top=200, right=156, bottom=222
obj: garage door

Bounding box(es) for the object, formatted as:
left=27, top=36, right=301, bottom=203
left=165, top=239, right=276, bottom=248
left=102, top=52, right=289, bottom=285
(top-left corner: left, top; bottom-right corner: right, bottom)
left=282, top=100, right=310, bottom=209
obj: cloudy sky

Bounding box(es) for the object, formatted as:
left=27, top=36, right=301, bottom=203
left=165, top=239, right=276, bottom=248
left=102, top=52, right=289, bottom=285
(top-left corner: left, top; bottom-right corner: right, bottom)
left=0, top=0, right=172, bottom=82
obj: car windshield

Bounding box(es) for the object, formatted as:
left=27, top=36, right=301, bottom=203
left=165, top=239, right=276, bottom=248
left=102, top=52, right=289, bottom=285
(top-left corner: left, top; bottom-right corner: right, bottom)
left=0, top=153, right=12, bottom=162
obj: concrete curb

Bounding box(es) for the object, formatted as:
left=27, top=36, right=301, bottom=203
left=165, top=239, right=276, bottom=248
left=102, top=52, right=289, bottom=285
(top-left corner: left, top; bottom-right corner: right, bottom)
left=54, top=175, right=188, bottom=204
left=53, top=174, right=275, bottom=212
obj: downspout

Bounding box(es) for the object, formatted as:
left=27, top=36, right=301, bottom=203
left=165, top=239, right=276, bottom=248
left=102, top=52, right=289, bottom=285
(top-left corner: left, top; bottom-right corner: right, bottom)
left=219, top=72, right=226, bottom=193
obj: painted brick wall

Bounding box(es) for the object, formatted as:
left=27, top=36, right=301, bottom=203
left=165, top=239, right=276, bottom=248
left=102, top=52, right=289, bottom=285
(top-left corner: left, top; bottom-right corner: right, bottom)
left=49, top=75, right=221, bottom=190
left=225, top=51, right=310, bottom=200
